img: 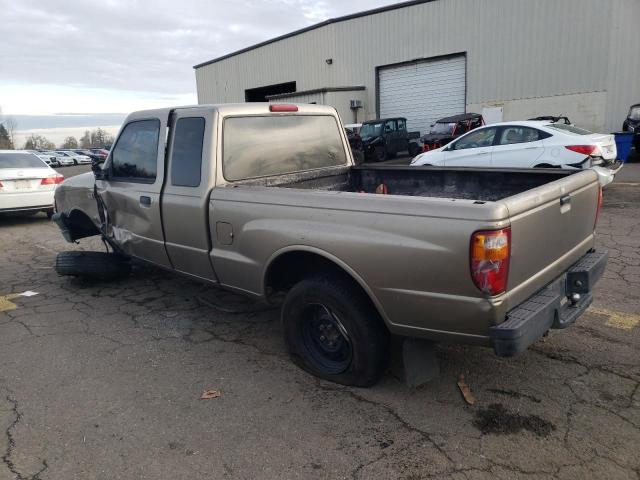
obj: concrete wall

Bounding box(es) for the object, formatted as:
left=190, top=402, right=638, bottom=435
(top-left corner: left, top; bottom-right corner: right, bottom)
left=195, top=0, right=638, bottom=132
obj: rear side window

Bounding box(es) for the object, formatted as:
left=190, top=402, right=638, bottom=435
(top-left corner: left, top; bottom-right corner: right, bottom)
left=397, top=118, right=406, bottom=130
left=223, top=115, right=347, bottom=181
left=171, top=117, right=205, bottom=187
left=498, top=127, right=549, bottom=145
left=111, top=119, right=160, bottom=181
left=0, top=153, right=46, bottom=169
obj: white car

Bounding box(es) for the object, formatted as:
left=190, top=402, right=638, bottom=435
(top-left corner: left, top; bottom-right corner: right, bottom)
left=0, top=150, right=64, bottom=217
left=56, top=150, right=92, bottom=165
left=411, top=121, right=621, bottom=185
left=42, top=151, right=74, bottom=166
left=27, top=150, right=60, bottom=167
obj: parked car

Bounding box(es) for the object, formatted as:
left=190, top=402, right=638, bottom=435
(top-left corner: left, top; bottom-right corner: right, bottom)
left=411, top=121, right=621, bottom=185
left=56, top=151, right=91, bottom=165
left=42, top=150, right=74, bottom=166
left=421, top=113, right=484, bottom=151
left=622, top=103, right=640, bottom=151
left=89, top=148, right=110, bottom=161
left=345, top=127, right=364, bottom=165
left=73, top=149, right=102, bottom=162
left=344, top=123, right=362, bottom=135
left=53, top=103, right=607, bottom=387
left=27, top=150, right=60, bottom=167
left=360, top=117, right=421, bottom=161
left=0, top=150, right=64, bottom=217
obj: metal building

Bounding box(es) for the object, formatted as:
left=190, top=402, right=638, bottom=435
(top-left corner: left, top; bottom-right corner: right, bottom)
left=194, top=0, right=639, bottom=134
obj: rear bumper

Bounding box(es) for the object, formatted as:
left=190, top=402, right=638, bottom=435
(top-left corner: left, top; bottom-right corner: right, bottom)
left=0, top=191, right=55, bottom=211
left=489, top=249, right=608, bottom=357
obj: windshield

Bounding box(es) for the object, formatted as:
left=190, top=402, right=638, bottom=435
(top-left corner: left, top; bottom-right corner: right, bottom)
left=629, top=106, right=640, bottom=121
left=360, top=123, right=383, bottom=138
left=548, top=124, right=593, bottom=135
left=0, top=152, right=47, bottom=169
left=430, top=122, right=455, bottom=134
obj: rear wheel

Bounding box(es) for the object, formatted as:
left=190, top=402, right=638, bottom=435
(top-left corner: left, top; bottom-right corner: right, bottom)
left=408, top=143, right=421, bottom=157
left=282, top=274, right=389, bottom=387
left=56, top=251, right=131, bottom=280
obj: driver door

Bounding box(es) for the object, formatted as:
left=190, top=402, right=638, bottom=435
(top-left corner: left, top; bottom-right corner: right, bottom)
left=97, top=110, right=172, bottom=268
left=444, top=126, right=497, bottom=166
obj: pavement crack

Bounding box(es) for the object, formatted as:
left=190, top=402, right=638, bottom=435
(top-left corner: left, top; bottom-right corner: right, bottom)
left=2, top=395, right=48, bottom=480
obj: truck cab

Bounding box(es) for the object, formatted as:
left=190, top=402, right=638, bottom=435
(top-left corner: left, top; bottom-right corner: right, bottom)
left=360, top=117, right=421, bottom=161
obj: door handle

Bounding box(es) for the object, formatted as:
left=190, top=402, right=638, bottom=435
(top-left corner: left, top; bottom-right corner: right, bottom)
left=478, top=151, right=490, bottom=155
left=560, top=195, right=571, bottom=206
left=139, top=196, right=151, bottom=206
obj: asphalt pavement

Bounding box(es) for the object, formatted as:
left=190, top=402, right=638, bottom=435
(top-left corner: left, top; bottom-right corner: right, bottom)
left=0, top=162, right=638, bottom=479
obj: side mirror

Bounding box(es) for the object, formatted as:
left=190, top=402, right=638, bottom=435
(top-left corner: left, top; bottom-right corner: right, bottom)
left=91, top=159, right=107, bottom=179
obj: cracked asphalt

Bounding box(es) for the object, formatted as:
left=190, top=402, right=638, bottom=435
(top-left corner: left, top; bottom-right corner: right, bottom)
left=1, top=164, right=639, bottom=480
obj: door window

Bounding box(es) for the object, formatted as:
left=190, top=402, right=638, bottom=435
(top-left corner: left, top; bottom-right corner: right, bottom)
left=171, top=117, right=205, bottom=187
left=452, top=127, right=497, bottom=150
left=384, top=120, right=397, bottom=133
left=111, top=119, right=160, bottom=182
left=396, top=119, right=406, bottom=131
left=498, top=127, right=546, bottom=145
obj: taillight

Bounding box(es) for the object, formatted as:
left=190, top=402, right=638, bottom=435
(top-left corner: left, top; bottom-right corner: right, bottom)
left=470, top=227, right=511, bottom=295
left=594, top=186, right=603, bottom=229
left=269, top=104, right=298, bottom=112
left=565, top=145, right=600, bottom=156
left=41, top=175, right=64, bottom=185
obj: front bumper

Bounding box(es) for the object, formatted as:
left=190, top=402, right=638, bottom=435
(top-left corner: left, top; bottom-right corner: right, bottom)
left=489, top=249, right=608, bottom=357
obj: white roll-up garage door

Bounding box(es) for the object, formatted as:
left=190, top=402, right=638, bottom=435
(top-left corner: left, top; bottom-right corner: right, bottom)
left=378, top=55, right=466, bottom=136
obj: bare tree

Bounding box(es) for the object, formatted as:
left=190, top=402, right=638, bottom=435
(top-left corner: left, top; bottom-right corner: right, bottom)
left=4, top=117, right=17, bottom=149
left=79, top=130, right=91, bottom=149
left=24, top=134, right=55, bottom=150
left=61, top=136, right=79, bottom=149
left=0, top=124, right=12, bottom=149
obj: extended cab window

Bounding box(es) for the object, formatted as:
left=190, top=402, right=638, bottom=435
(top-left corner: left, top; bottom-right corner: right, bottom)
left=171, top=117, right=205, bottom=187
left=223, top=115, right=347, bottom=181
left=111, top=119, right=160, bottom=182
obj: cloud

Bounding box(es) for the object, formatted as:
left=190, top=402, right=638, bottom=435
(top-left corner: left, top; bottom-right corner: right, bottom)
left=0, top=0, right=399, bottom=114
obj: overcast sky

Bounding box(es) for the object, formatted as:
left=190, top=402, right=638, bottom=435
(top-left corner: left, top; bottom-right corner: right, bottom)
left=0, top=0, right=398, bottom=117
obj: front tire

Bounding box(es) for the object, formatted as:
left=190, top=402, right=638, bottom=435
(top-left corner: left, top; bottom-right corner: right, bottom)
left=282, top=274, right=389, bottom=387
left=56, top=251, right=131, bottom=280
left=374, top=146, right=387, bottom=162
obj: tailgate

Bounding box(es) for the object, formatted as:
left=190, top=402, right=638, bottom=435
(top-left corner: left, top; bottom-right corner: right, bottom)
left=502, top=170, right=600, bottom=311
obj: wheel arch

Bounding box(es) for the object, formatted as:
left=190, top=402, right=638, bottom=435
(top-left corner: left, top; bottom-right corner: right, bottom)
left=263, top=246, right=391, bottom=327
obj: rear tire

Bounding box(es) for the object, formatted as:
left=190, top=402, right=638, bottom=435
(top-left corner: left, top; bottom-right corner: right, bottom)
left=282, top=274, right=389, bottom=387
left=408, top=143, right=421, bottom=157
left=56, top=251, right=131, bottom=280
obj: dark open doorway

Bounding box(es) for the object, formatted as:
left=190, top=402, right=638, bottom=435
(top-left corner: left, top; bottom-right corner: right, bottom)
left=245, top=81, right=296, bottom=102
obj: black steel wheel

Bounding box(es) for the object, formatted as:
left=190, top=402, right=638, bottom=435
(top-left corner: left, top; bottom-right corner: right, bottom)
left=282, top=273, right=389, bottom=387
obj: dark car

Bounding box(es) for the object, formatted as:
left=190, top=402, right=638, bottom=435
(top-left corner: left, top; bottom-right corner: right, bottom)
left=345, top=127, right=364, bottom=165
left=73, top=149, right=103, bottom=162
left=360, top=117, right=421, bottom=162
left=622, top=103, right=640, bottom=150
left=420, top=113, right=484, bottom=151
left=89, top=148, right=110, bottom=160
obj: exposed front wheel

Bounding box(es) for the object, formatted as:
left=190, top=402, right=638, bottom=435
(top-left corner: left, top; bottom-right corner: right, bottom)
left=56, top=251, right=131, bottom=281
left=282, top=274, right=389, bottom=387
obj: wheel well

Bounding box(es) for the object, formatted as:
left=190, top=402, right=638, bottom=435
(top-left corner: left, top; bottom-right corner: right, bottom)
left=265, top=251, right=378, bottom=309
left=67, top=209, right=100, bottom=239
left=534, top=163, right=558, bottom=168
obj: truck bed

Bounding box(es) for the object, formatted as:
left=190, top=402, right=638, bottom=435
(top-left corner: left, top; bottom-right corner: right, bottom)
left=237, top=165, right=578, bottom=202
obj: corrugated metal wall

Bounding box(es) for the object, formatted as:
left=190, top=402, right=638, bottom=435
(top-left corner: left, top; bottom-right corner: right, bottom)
left=195, top=0, right=637, bottom=131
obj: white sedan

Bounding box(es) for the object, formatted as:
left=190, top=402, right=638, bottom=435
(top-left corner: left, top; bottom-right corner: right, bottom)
left=0, top=150, right=64, bottom=217
left=42, top=150, right=74, bottom=166
left=411, top=121, right=621, bottom=185
left=56, top=150, right=92, bottom=165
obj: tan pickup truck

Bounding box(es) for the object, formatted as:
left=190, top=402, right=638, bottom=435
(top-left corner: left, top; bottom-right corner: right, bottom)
left=53, top=103, right=608, bottom=386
